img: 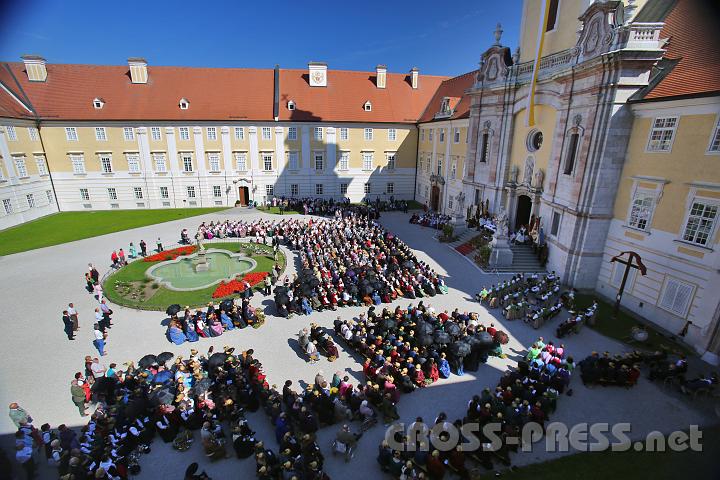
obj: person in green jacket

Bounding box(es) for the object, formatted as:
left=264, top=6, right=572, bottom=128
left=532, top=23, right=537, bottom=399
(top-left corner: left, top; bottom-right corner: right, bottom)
left=70, top=380, right=87, bottom=416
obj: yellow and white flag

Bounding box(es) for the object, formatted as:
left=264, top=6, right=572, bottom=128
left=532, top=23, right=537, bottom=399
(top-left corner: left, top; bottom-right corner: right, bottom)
left=527, top=0, right=551, bottom=127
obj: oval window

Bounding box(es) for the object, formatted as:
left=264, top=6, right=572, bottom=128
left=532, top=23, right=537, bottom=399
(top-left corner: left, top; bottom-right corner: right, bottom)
left=527, top=130, right=543, bottom=152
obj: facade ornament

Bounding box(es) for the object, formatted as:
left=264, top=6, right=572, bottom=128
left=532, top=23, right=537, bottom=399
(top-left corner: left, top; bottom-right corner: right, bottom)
left=483, top=120, right=492, bottom=130
left=523, top=156, right=534, bottom=185
left=573, top=114, right=582, bottom=127
left=512, top=47, right=520, bottom=65
left=533, top=169, right=545, bottom=190
left=493, top=23, right=503, bottom=46
left=509, top=165, right=519, bottom=184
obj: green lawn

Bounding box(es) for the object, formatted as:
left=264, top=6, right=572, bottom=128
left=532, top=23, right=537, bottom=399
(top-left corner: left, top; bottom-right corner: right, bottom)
left=0, top=208, right=228, bottom=256
left=103, top=242, right=285, bottom=311
left=256, top=205, right=301, bottom=215
left=575, top=294, right=693, bottom=355
left=478, top=427, right=719, bottom=480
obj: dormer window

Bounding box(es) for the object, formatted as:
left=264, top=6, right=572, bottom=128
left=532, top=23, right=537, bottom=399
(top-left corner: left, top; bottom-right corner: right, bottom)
left=364, top=101, right=372, bottom=112
left=440, top=98, right=451, bottom=114
left=287, top=100, right=296, bottom=111
left=93, top=98, right=105, bottom=109
left=179, top=98, right=190, bottom=110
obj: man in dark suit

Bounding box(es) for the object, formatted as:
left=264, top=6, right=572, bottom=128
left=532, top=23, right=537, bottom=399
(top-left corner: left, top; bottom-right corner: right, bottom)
left=62, top=310, right=75, bottom=340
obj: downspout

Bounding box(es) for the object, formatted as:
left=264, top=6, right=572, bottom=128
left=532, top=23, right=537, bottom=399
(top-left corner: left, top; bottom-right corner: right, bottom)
left=413, top=124, right=420, bottom=203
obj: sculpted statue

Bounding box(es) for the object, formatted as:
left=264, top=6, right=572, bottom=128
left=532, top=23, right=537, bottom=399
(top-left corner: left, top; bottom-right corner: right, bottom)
left=495, top=208, right=509, bottom=236
left=523, top=156, right=534, bottom=185
left=509, top=165, right=519, bottom=184
left=533, top=169, right=544, bottom=190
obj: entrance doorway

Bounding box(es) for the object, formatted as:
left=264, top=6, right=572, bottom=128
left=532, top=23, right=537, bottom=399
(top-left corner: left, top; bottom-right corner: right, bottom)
left=238, top=186, right=249, bottom=206
left=431, top=186, right=440, bottom=211
left=515, top=195, right=532, bottom=229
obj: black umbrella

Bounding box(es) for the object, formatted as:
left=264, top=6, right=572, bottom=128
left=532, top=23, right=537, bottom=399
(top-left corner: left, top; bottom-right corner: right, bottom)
left=445, top=321, right=461, bottom=337
left=208, top=352, right=229, bottom=371
left=193, top=378, right=212, bottom=396
left=220, top=299, right=234, bottom=312
left=274, top=286, right=288, bottom=295
left=138, top=354, right=158, bottom=368
left=450, top=341, right=471, bottom=357
left=380, top=318, right=397, bottom=330
left=417, top=321, right=434, bottom=336
left=433, top=331, right=451, bottom=345
left=476, top=331, right=494, bottom=347
left=165, top=304, right=182, bottom=316
left=417, top=334, right=434, bottom=346
left=157, top=351, right=175, bottom=364
left=150, top=386, right=175, bottom=406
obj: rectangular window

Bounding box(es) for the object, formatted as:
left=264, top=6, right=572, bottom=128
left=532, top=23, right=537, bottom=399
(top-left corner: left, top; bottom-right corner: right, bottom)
left=35, top=156, right=47, bottom=175
left=388, top=128, right=397, bottom=141
left=290, top=184, right=299, bottom=196
left=564, top=132, right=580, bottom=175
left=339, top=128, right=349, bottom=141
left=80, top=188, right=90, bottom=201
left=181, top=154, right=193, bottom=172
left=362, top=152, right=373, bottom=171
left=108, top=188, right=117, bottom=200
left=70, top=154, right=86, bottom=174
left=628, top=191, right=655, bottom=231
left=13, top=157, right=27, bottom=177
left=682, top=201, right=718, bottom=246
left=179, top=127, right=190, bottom=141
left=150, top=127, right=162, bottom=141
left=186, top=186, right=195, bottom=198
left=263, top=153, right=273, bottom=171
left=709, top=119, right=720, bottom=153
left=449, top=197, right=454, bottom=210
left=314, top=153, right=324, bottom=171
left=659, top=278, right=694, bottom=317
left=453, top=128, right=460, bottom=143
left=133, top=187, right=143, bottom=199
left=235, top=152, right=247, bottom=171
left=437, top=157, right=443, bottom=175
left=546, top=0, right=559, bottom=31
left=123, top=127, right=135, bottom=141
left=46, top=190, right=53, bottom=204
left=213, top=185, right=222, bottom=198
left=424, top=185, right=429, bottom=197
left=159, top=186, right=169, bottom=199
left=439, top=130, right=445, bottom=143
left=99, top=154, right=113, bottom=173
left=234, top=127, right=245, bottom=140
left=6, top=126, right=17, bottom=141
left=480, top=133, right=489, bottom=163
left=26, top=194, right=35, bottom=208
left=2, top=198, right=12, bottom=214
left=316, top=184, right=323, bottom=195
left=647, top=117, right=677, bottom=152
left=386, top=153, right=396, bottom=170
left=340, top=183, right=348, bottom=195
left=386, top=182, right=394, bottom=194
left=126, top=154, right=140, bottom=173
left=314, top=127, right=323, bottom=141
left=364, top=182, right=371, bottom=194
left=261, top=127, right=271, bottom=140
left=65, top=127, right=78, bottom=141
left=338, top=152, right=349, bottom=171
left=551, top=211, right=561, bottom=236
left=288, top=127, right=297, bottom=141
left=364, top=128, right=373, bottom=141
left=429, top=129, right=434, bottom=142
left=95, top=127, right=107, bottom=141
left=288, top=151, right=299, bottom=170
left=28, top=127, right=39, bottom=141
left=206, top=127, right=217, bottom=141
left=466, top=128, right=469, bottom=143
left=208, top=153, right=221, bottom=172
left=420, top=129, right=425, bottom=142
left=265, top=184, right=274, bottom=196
left=450, top=161, right=457, bottom=179
left=153, top=153, right=167, bottom=173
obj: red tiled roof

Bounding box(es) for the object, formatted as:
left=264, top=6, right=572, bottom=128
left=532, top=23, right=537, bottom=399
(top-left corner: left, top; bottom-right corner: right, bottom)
left=277, top=69, right=446, bottom=123
left=644, top=0, right=720, bottom=100
left=0, top=87, right=34, bottom=119
left=0, top=62, right=446, bottom=123
left=418, top=70, right=477, bottom=123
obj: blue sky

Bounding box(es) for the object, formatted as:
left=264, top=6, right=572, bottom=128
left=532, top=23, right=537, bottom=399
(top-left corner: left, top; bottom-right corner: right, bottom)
left=0, top=0, right=523, bottom=76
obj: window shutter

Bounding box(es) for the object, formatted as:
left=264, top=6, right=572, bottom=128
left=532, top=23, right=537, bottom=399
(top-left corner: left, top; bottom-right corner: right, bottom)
left=672, top=283, right=693, bottom=316
left=660, top=280, right=679, bottom=312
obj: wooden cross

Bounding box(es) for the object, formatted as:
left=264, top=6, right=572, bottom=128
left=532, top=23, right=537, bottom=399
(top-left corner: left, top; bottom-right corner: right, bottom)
left=610, top=251, right=647, bottom=320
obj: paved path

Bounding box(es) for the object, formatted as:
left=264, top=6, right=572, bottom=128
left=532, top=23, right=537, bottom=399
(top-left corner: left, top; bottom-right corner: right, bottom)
left=0, top=209, right=715, bottom=478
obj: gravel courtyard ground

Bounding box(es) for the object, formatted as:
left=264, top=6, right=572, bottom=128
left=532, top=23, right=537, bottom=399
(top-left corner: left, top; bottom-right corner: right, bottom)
left=0, top=208, right=716, bottom=479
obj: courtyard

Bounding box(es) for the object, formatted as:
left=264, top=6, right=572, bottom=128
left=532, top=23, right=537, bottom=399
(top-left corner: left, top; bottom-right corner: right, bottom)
left=0, top=207, right=716, bottom=479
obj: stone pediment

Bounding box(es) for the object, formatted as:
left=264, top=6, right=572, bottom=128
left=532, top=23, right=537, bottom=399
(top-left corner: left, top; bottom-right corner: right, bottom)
left=478, top=45, right=513, bottom=84
left=576, top=0, right=622, bottom=62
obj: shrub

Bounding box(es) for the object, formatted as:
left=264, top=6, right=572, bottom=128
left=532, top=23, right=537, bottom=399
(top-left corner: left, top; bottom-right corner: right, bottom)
left=151, top=282, right=159, bottom=289
left=476, top=244, right=492, bottom=266
left=442, top=224, right=454, bottom=239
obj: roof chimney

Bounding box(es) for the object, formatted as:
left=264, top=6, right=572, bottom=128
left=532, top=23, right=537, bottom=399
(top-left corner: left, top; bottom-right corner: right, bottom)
left=128, top=57, right=148, bottom=84
left=376, top=65, right=387, bottom=89
left=21, top=55, right=47, bottom=82
left=308, top=62, right=327, bottom=87
left=410, top=67, right=419, bottom=89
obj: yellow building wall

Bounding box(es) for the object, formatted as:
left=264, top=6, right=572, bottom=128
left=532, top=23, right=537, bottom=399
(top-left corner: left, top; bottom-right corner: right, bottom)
left=509, top=105, right=557, bottom=176
left=5, top=125, right=44, bottom=176
left=613, top=113, right=720, bottom=243
left=339, top=126, right=414, bottom=169
left=519, top=0, right=584, bottom=63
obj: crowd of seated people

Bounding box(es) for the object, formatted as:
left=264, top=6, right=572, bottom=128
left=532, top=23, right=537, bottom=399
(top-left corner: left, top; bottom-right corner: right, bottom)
left=556, top=302, right=598, bottom=338
left=579, top=351, right=642, bottom=388
left=273, top=212, right=448, bottom=318
left=378, top=336, right=574, bottom=477
left=409, top=212, right=452, bottom=230
left=166, top=301, right=265, bottom=345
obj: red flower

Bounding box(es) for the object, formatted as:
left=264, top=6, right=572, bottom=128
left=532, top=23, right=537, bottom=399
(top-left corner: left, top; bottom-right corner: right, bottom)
left=211, top=271, right=269, bottom=298
left=143, top=246, right=197, bottom=262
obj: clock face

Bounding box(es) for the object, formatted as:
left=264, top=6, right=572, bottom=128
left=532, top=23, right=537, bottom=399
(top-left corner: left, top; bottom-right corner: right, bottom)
left=311, top=71, right=325, bottom=85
